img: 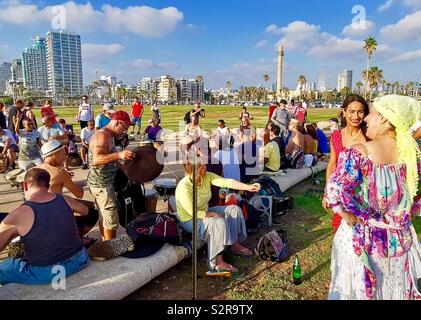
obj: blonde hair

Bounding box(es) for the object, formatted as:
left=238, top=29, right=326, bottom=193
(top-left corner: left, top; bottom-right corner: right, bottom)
left=372, top=95, right=421, bottom=199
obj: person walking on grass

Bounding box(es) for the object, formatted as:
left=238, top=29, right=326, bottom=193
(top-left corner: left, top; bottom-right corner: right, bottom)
left=130, top=97, right=144, bottom=136
left=76, top=95, right=94, bottom=130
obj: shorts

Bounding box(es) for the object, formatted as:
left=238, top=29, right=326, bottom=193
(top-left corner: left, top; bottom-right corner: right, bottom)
left=131, top=117, right=142, bottom=126
left=89, top=185, right=119, bottom=230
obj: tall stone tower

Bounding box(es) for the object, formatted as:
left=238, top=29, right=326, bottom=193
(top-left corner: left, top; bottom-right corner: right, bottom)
left=276, top=44, right=284, bottom=100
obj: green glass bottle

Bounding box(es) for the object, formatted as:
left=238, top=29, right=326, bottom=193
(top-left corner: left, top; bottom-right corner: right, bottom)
left=292, top=255, right=302, bottom=285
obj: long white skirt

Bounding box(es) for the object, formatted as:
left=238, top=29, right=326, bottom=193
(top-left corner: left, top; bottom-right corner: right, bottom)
left=328, top=220, right=421, bottom=300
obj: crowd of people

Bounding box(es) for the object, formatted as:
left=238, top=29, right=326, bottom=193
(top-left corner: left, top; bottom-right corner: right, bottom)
left=0, top=94, right=419, bottom=301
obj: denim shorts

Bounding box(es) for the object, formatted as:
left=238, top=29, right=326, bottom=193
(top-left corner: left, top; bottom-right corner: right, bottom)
left=0, top=248, right=90, bottom=286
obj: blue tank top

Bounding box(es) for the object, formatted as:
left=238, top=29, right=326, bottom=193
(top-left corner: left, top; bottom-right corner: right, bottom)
left=21, top=194, right=83, bottom=266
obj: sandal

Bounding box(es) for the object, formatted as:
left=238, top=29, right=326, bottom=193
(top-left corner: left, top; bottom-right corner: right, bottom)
left=205, top=264, right=238, bottom=277
left=230, top=247, right=253, bottom=257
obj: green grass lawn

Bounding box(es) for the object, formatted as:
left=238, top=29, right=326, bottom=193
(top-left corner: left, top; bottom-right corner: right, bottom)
left=34, top=105, right=340, bottom=135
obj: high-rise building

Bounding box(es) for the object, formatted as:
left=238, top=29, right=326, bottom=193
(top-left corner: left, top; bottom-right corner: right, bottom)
left=158, top=75, right=176, bottom=102
left=0, top=62, right=12, bottom=94
left=45, top=31, right=83, bottom=97
left=11, top=59, right=23, bottom=82
left=176, top=78, right=204, bottom=103
left=22, top=37, right=49, bottom=92
left=337, top=69, right=353, bottom=91
left=317, top=71, right=327, bottom=92
left=137, top=77, right=159, bottom=100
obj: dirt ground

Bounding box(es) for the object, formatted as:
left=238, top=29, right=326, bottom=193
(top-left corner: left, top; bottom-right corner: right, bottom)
left=125, top=174, right=333, bottom=300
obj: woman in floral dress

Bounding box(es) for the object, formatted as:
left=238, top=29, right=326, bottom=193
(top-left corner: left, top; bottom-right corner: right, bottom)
left=326, top=95, right=421, bottom=300
left=323, top=95, right=369, bottom=233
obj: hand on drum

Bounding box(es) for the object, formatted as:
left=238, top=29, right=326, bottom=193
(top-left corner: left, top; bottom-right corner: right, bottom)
left=118, top=150, right=136, bottom=161
left=248, top=183, right=261, bottom=193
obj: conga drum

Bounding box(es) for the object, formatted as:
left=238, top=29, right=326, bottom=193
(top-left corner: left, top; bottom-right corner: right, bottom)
left=144, top=188, right=159, bottom=213
left=154, top=178, right=177, bottom=213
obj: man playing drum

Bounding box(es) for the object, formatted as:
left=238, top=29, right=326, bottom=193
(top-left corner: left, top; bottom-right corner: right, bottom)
left=88, top=111, right=136, bottom=240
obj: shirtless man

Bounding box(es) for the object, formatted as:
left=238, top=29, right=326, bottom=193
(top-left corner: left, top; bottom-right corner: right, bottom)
left=38, top=140, right=84, bottom=198
left=37, top=140, right=98, bottom=239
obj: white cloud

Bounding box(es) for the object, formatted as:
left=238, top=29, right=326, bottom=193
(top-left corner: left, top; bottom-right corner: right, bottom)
left=380, top=10, right=421, bottom=42
left=403, top=0, right=421, bottom=10
left=342, top=20, right=375, bottom=36
left=378, top=0, right=395, bottom=12
left=0, top=1, right=184, bottom=37
left=254, top=40, right=269, bottom=49
left=82, top=43, right=124, bottom=60
left=275, top=21, right=330, bottom=51
left=129, top=59, right=180, bottom=70
left=378, top=0, right=421, bottom=12
left=389, top=49, right=421, bottom=62
left=265, top=24, right=282, bottom=34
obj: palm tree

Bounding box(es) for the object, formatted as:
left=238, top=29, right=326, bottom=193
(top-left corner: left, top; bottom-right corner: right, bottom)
left=362, top=66, right=384, bottom=101
left=356, top=81, right=363, bottom=94
left=91, top=80, right=100, bottom=104
left=405, top=81, right=415, bottom=97
left=392, top=81, right=400, bottom=94
left=297, top=75, right=307, bottom=99
left=385, top=82, right=391, bottom=95
left=340, top=86, right=351, bottom=99
left=363, top=36, right=378, bottom=100
left=262, top=74, right=270, bottom=105
left=104, top=83, right=112, bottom=102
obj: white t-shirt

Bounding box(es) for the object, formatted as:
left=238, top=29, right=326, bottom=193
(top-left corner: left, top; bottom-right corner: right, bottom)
left=213, top=149, right=241, bottom=181
left=0, top=129, right=17, bottom=145
left=80, top=127, right=95, bottom=145
left=78, top=103, right=93, bottom=122
left=217, top=127, right=230, bottom=136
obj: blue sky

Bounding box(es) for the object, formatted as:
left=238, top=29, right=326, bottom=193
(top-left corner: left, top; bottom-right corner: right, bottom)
left=0, top=0, right=420, bottom=89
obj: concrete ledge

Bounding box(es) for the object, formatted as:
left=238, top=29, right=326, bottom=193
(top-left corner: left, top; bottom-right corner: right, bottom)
left=0, top=162, right=327, bottom=300
left=0, top=227, right=189, bottom=300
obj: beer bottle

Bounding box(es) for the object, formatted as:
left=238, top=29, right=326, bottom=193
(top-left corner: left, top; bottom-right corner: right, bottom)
left=292, top=255, right=302, bottom=285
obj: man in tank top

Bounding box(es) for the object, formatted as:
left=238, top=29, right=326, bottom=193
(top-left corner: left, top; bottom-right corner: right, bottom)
left=88, top=111, right=136, bottom=240
left=0, top=168, right=90, bottom=285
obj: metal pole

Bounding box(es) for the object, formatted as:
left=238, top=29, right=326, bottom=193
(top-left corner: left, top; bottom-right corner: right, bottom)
left=191, top=147, right=198, bottom=300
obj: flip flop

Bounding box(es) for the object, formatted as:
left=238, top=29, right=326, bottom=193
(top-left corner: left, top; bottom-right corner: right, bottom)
left=205, top=263, right=238, bottom=277
left=230, top=247, right=253, bottom=257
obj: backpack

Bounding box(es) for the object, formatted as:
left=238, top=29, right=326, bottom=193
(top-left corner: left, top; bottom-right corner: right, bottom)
left=125, top=212, right=182, bottom=245
left=255, top=229, right=289, bottom=262
left=115, top=169, right=147, bottom=227
left=254, top=176, right=284, bottom=198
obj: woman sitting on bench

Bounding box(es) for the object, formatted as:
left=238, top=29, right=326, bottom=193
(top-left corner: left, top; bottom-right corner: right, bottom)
left=175, top=155, right=261, bottom=273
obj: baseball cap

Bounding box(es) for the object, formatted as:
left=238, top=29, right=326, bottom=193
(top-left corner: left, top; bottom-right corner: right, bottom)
left=103, top=103, right=116, bottom=114
left=41, top=140, right=65, bottom=158
left=112, top=110, right=135, bottom=125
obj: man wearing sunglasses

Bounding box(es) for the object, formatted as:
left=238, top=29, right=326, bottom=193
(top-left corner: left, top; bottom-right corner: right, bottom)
left=87, top=111, right=135, bottom=240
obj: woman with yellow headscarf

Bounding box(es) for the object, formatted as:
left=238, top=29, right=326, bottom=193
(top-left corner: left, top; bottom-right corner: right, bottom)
left=325, top=95, right=421, bottom=300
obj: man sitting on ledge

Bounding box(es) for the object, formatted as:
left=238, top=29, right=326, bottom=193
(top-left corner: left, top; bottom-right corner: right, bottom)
left=0, top=168, right=90, bottom=285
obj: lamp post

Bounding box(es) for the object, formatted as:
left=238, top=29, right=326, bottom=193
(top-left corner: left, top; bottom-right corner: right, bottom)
left=191, top=147, right=198, bottom=300
left=277, top=45, right=284, bottom=101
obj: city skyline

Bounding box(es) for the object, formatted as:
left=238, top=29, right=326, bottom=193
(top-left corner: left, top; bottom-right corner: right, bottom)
left=0, top=0, right=420, bottom=90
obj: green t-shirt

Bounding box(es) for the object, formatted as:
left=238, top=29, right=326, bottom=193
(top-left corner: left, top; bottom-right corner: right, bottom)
left=175, top=172, right=234, bottom=222
left=264, top=141, right=280, bottom=171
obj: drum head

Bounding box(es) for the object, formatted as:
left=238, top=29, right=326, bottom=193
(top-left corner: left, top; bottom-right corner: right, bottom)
left=117, top=146, right=164, bottom=184
left=154, top=178, right=177, bottom=188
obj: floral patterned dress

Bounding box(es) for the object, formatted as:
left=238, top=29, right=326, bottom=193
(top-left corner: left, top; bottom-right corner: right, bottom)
left=330, top=130, right=345, bottom=233
left=326, top=147, right=421, bottom=300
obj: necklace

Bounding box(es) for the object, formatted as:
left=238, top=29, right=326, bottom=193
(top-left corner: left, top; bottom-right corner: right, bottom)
left=345, top=127, right=362, bottom=142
